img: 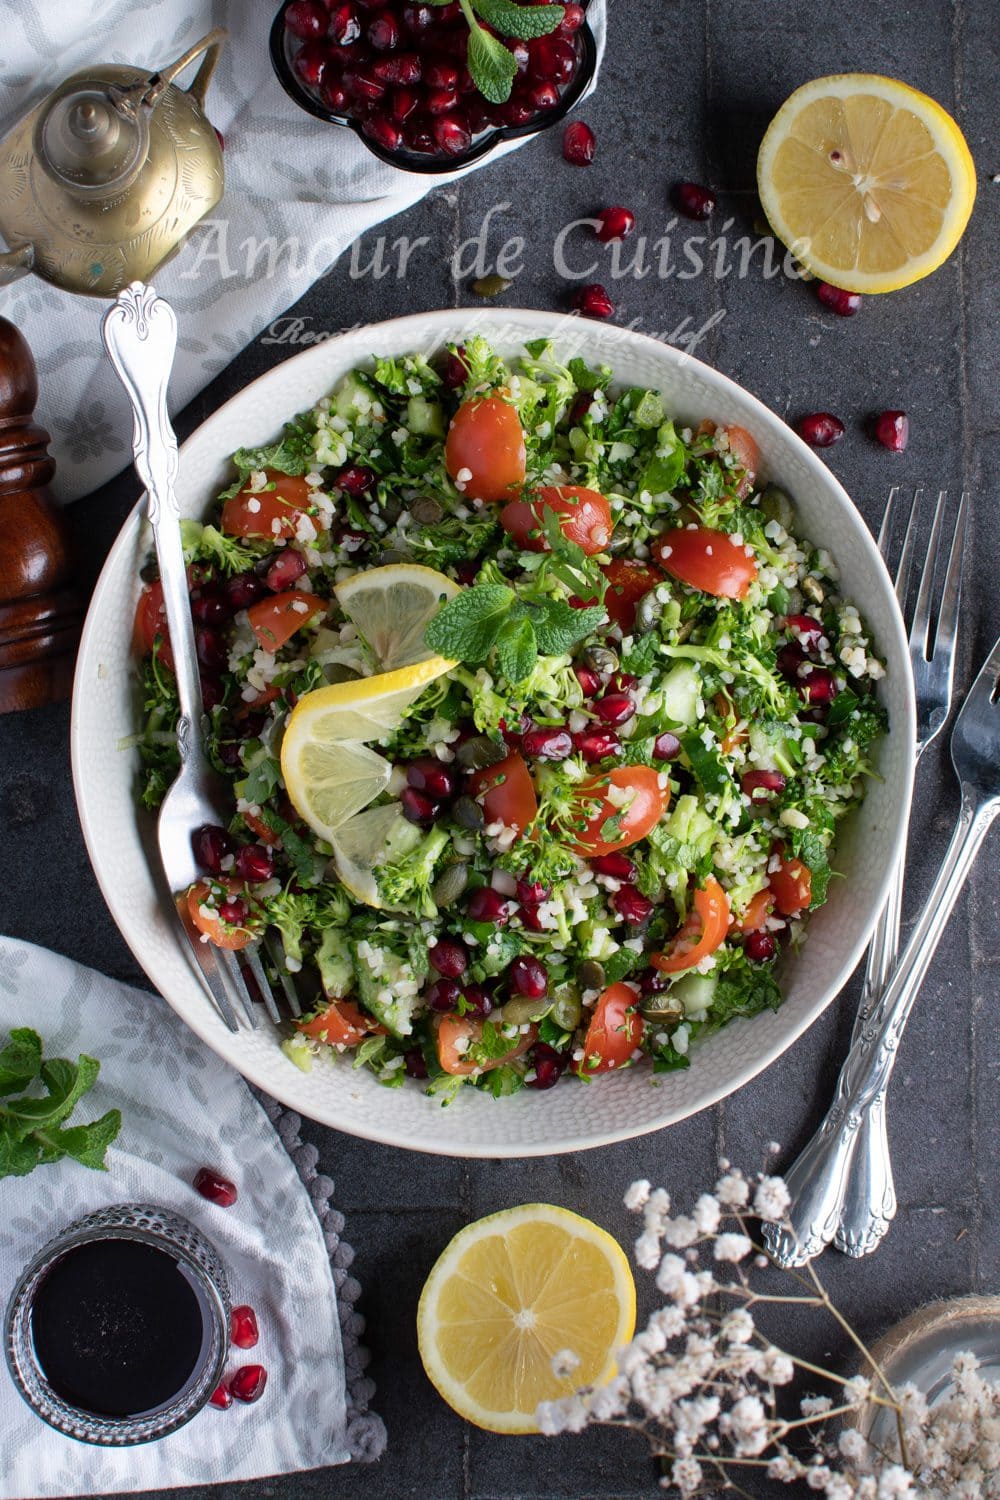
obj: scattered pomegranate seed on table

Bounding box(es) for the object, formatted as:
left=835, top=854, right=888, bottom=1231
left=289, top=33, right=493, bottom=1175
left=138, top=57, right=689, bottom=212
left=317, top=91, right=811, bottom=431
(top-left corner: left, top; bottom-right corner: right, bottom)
left=230, top=1365, right=268, bottom=1404
left=231, top=1306, right=260, bottom=1350
left=671, top=181, right=715, bottom=219
left=209, top=1382, right=233, bottom=1410
left=595, top=206, right=635, bottom=242
left=873, top=410, right=909, bottom=451
left=193, top=1167, right=238, bottom=1207
left=816, top=281, right=863, bottom=316
left=563, top=120, right=596, bottom=165
left=573, top=283, right=615, bottom=319
left=795, top=412, right=845, bottom=448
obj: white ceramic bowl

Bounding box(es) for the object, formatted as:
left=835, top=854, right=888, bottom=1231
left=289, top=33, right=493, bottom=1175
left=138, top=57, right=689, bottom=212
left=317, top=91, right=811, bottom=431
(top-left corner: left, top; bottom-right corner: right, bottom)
left=71, top=309, right=915, bottom=1157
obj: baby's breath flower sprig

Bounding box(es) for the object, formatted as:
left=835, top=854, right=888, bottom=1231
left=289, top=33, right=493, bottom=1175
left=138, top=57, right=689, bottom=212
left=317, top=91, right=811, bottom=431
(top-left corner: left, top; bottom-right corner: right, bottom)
left=537, top=1164, right=1000, bottom=1499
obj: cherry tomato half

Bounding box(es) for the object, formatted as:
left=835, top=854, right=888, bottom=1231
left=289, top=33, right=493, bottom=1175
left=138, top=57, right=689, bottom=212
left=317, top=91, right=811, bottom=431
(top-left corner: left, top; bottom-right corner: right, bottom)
left=247, top=590, right=325, bottom=652
left=573, top=982, right=644, bottom=1075
left=133, top=580, right=174, bottom=671
left=221, top=472, right=312, bottom=539
left=769, top=850, right=812, bottom=915
left=436, top=1016, right=537, bottom=1076
left=184, top=879, right=254, bottom=952
left=601, top=558, right=665, bottom=632
left=653, top=524, right=758, bottom=601
left=735, top=887, right=774, bottom=935
left=651, top=876, right=731, bottom=974
left=500, top=485, right=613, bottom=557
left=725, top=425, right=760, bottom=497
left=570, top=766, right=669, bottom=856
left=296, top=999, right=385, bottom=1047
left=466, top=751, right=538, bottom=834
left=445, top=395, right=526, bottom=502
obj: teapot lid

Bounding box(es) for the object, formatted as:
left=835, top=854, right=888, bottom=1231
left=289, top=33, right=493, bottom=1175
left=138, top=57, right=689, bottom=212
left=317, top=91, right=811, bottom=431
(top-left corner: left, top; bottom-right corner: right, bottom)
left=36, top=81, right=150, bottom=196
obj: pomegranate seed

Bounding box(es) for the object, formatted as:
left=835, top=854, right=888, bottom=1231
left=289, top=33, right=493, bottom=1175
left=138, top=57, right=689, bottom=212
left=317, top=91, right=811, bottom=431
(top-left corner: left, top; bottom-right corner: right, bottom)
left=595, top=206, right=635, bottom=243
left=745, top=931, right=776, bottom=963
left=372, top=53, right=422, bottom=84
left=517, top=904, right=545, bottom=932
left=328, top=4, right=362, bottom=45
left=231, top=1305, right=260, bottom=1349
left=196, top=627, right=227, bottom=675
left=407, top=757, right=456, bottom=799
left=574, top=283, right=614, bottom=320
left=347, top=67, right=387, bottom=102
left=639, top=967, right=671, bottom=996
left=816, top=281, right=863, bottom=317
left=209, top=1382, right=233, bottom=1409
left=230, top=1365, right=268, bottom=1404
left=574, top=663, right=602, bottom=697
left=509, top=955, right=548, bottom=998
left=427, top=978, right=462, bottom=1013
left=522, top=726, right=573, bottom=761
left=367, top=10, right=399, bottom=48
left=501, top=95, right=536, bottom=127
left=529, top=81, right=560, bottom=111
left=507, top=39, right=530, bottom=75
left=612, top=888, right=653, bottom=925
left=404, top=1048, right=428, bottom=1078
left=233, top=844, right=275, bottom=883
left=425, top=59, right=459, bottom=89
left=218, top=897, right=248, bottom=927
left=191, top=590, right=231, bottom=627
left=285, top=0, right=328, bottom=40
left=427, top=86, right=459, bottom=115
left=429, top=939, right=468, bottom=978
left=795, top=412, right=844, bottom=448
left=401, top=786, right=435, bottom=824
left=802, top=667, right=837, bottom=704
left=527, top=1042, right=565, bottom=1089
left=363, top=111, right=402, bottom=150
left=563, top=119, right=596, bottom=165
left=873, top=410, right=909, bottom=452
left=192, top=824, right=232, bottom=875
left=443, top=346, right=467, bottom=387
left=569, top=392, right=593, bottom=424
left=590, top=852, right=637, bottom=881
left=672, top=181, right=715, bottom=219
left=264, top=549, right=308, bottom=592
left=321, top=78, right=351, bottom=112
left=293, top=41, right=328, bottom=87
left=777, top=642, right=809, bottom=681
left=784, top=614, right=826, bottom=651
left=515, top=878, right=550, bottom=905
left=462, top=985, right=493, bottom=1018
left=466, top=886, right=510, bottom=924
left=528, top=34, right=576, bottom=82
left=432, top=114, right=471, bottom=156
left=652, top=732, right=682, bottom=762
left=402, top=2, right=435, bottom=29
left=225, top=572, right=268, bottom=610
left=609, top=671, right=638, bottom=692
left=390, top=85, right=420, bottom=119
left=193, top=1167, right=238, bottom=1207
left=559, top=2, right=586, bottom=31
left=337, top=463, right=375, bottom=495
left=574, top=728, right=622, bottom=761
left=595, top=692, right=635, bottom=726
left=218, top=742, right=242, bottom=768
left=741, top=769, right=786, bottom=803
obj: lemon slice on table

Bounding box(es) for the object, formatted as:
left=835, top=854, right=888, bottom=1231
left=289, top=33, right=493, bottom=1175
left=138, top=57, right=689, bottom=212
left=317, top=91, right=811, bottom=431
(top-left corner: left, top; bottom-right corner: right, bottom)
left=328, top=803, right=412, bottom=907
left=335, top=563, right=461, bottom=671
left=417, top=1204, right=636, bottom=1435
left=757, top=74, right=976, bottom=293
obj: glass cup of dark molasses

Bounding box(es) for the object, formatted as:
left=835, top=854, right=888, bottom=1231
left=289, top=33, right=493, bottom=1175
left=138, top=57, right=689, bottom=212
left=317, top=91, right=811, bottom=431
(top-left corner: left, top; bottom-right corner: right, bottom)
left=4, top=1204, right=230, bottom=1445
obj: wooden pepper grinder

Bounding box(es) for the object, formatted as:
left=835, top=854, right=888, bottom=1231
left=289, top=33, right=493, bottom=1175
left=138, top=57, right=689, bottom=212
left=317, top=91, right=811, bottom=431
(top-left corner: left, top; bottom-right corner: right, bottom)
left=0, top=317, right=81, bottom=712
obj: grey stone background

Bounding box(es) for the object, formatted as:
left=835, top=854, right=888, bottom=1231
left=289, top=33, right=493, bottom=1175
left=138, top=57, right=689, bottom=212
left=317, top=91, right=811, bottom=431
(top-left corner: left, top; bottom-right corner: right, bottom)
left=1, top=0, right=997, bottom=1495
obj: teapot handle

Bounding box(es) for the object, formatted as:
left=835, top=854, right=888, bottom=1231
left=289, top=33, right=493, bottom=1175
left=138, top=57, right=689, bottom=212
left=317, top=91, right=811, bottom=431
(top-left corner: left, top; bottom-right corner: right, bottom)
left=0, top=245, right=34, bottom=288
left=156, top=27, right=228, bottom=110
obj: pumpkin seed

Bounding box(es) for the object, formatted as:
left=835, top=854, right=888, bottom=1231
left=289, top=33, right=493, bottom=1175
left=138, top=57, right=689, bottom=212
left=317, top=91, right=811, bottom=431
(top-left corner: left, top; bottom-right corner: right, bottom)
left=431, top=863, right=469, bottom=906
left=471, top=274, right=512, bottom=299
left=501, top=997, right=549, bottom=1026
left=576, top=959, right=606, bottom=991
left=456, top=735, right=506, bottom=770
left=582, top=644, right=619, bottom=674
left=452, top=795, right=485, bottom=831
left=410, top=496, right=443, bottom=525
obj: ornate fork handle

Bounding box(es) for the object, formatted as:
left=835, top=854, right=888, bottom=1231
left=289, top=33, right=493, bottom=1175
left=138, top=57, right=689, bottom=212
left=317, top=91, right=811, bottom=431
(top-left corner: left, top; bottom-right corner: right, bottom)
left=765, top=786, right=998, bottom=1266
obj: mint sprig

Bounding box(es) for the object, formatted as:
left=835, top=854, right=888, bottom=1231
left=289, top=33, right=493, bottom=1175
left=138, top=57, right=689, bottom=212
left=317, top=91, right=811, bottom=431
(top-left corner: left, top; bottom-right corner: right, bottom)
left=453, top=0, right=566, bottom=105
left=425, top=581, right=605, bottom=684
left=0, top=1028, right=122, bottom=1179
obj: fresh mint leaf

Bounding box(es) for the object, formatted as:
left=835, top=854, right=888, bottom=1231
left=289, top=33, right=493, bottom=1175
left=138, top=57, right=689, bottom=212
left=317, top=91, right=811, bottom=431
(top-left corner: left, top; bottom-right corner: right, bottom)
left=424, top=582, right=515, bottom=662
left=638, top=445, right=686, bottom=497
left=47, top=1110, right=123, bottom=1171
left=258, top=809, right=324, bottom=887
left=0, top=1030, right=122, bottom=1179
left=230, top=414, right=316, bottom=479
left=5, top=1056, right=100, bottom=1135
left=0, top=1028, right=42, bottom=1096
left=0, top=1134, right=42, bottom=1177
left=568, top=356, right=612, bottom=394
left=241, top=756, right=282, bottom=807
left=788, top=828, right=832, bottom=909
left=532, top=598, right=606, bottom=655
left=495, top=617, right=538, bottom=684
left=602, top=948, right=645, bottom=985
left=710, top=966, right=782, bottom=1022
left=472, top=0, right=563, bottom=40
left=682, top=731, right=731, bottom=795
left=466, top=23, right=519, bottom=103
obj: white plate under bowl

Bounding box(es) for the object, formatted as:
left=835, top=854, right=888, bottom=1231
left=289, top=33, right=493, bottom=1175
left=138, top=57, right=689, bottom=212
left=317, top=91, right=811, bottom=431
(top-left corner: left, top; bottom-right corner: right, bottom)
left=71, top=308, right=915, bottom=1157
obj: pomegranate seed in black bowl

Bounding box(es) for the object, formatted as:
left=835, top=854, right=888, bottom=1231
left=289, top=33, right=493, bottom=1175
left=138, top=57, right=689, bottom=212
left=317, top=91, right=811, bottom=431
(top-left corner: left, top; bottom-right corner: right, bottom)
left=269, top=0, right=598, bottom=174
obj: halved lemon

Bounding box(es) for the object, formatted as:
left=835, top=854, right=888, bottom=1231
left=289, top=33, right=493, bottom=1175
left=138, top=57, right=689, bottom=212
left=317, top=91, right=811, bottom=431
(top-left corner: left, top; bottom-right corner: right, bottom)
left=335, top=563, right=461, bottom=671
left=757, top=74, right=976, bottom=293
left=328, top=803, right=413, bottom=906
left=417, top=1204, right=636, bottom=1435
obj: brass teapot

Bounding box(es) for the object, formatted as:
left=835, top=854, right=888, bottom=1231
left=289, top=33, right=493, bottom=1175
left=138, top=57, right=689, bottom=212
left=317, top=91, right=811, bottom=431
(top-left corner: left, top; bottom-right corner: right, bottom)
left=0, top=29, right=226, bottom=297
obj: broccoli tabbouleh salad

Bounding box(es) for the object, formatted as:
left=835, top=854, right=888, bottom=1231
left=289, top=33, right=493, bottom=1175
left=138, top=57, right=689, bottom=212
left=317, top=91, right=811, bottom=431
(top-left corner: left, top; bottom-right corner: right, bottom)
left=133, top=335, right=887, bottom=1102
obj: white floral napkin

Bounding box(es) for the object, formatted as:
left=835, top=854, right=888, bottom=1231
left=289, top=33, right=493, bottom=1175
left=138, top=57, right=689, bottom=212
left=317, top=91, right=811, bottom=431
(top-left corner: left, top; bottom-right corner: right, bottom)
left=0, top=0, right=607, bottom=502
left=0, top=937, right=385, bottom=1496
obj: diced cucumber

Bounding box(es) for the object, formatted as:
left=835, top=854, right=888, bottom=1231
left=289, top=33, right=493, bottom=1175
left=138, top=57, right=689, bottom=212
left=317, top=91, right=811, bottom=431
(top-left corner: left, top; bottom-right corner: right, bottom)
left=664, top=793, right=718, bottom=851
left=633, top=390, right=665, bottom=429
left=661, top=661, right=702, bottom=726
left=316, top=927, right=354, bottom=1000
left=352, top=940, right=421, bottom=1038
left=748, top=723, right=797, bottom=778
left=669, top=972, right=718, bottom=1017
left=406, top=395, right=445, bottom=437
left=334, top=370, right=379, bottom=420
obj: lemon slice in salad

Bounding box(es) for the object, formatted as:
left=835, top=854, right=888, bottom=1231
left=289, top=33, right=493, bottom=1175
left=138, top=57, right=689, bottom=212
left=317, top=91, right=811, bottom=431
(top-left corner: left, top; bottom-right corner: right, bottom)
left=335, top=563, right=461, bottom=671
left=417, top=1205, right=636, bottom=1435
left=328, top=803, right=411, bottom=906
left=757, top=74, right=976, bottom=293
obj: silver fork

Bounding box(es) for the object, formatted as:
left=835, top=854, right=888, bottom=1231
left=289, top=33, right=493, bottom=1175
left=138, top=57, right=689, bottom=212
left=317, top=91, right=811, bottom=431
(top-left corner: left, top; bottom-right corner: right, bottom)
left=103, top=283, right=285, bottom=1033
left=764, top=486, right=968, bottom=1266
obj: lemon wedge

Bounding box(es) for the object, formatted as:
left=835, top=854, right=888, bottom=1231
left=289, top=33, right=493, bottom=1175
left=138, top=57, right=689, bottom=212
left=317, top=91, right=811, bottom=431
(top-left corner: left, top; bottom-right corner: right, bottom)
left=757, top=73, right=976, bottom=293
left=335, top=563, right=461, bottom=671
left=278, top=738, right=392, bottom=844
left=328, top=803, right=413, bottom=906
left=417, top=1204, right=636, bottom=1435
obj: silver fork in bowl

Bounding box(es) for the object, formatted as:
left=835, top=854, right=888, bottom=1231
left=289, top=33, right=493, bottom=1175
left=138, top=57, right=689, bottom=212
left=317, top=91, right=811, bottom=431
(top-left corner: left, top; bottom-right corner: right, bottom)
left=764, top=486, right=968, bottom=1267
left=102, top=283, right=287, bottom=1033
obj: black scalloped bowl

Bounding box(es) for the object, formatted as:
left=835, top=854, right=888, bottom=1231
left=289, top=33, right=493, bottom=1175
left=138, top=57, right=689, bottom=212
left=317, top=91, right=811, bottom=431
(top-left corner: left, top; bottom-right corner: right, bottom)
left=269, top=1, right=597, bottom=175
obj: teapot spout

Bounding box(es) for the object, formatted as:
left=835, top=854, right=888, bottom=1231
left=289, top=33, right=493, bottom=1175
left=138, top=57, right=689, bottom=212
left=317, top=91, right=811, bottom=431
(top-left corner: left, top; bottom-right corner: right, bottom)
left=0, top=244, right=34, bottom=287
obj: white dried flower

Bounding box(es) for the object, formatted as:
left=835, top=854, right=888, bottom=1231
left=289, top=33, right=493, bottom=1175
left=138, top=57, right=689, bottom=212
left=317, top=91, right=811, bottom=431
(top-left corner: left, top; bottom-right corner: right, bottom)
left=713, top=1231, right=753, bottom=1262
left=768, top=1453, right=806, bottom=1482
left=550, top=1349, right=580, bottom=1380
left=670, top=1457, right=703, bottom=1494
left=753, top=1175, right=792, bottom=1221
left=715, top=1170, right=751, bottom=1207
left=721, top=1307, right=755, bottom=1344
left=634, top=1229, right=662, bottom=1270
left=649, top=1304, right=687, bottom=1340
left=806, top=1465, right=835, bottom=1490
left=624, top=1179, right=651, bottom=1212
left=692, top=1192, right=722, bottom=1234
left=662, top=1215, right=700, bottom=1248
left=754, top=1346, right=795, bottom=1385
left=875, top=1465, right=915, bottom=1498
left=839, top=1428, right=868, bottom=1462
left=722, top=1393, right=770, bottom=1455
left=801, top=1394, right=834, bottom=1418
left=844, top=1374, right=873, bottom=1409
